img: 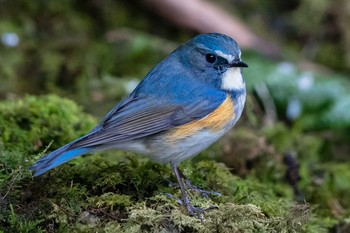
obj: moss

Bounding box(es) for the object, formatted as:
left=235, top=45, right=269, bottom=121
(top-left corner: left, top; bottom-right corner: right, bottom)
left=0, top=94, right=96, bottom=154
left=88, top=192, right=132, bottom=210
left=0, top=94, right=348, bottom=232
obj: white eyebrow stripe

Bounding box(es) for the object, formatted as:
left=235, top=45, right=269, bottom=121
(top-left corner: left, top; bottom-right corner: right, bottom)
left=215, top=50, right=234, bottom=63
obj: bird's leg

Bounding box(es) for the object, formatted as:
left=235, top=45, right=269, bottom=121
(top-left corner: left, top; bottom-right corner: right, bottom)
left=178, top=169, right=221, bottom=198
left=171, top=163, right=206, bottom=217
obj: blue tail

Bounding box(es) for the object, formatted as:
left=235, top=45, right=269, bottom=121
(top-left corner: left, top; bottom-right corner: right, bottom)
left=29, top=142, right=92, bottom=176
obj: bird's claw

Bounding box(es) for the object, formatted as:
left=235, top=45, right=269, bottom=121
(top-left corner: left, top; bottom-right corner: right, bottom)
left=186, top=204, right=218, bottom=219
left=184, top=179, right=221, bottom=198
left=165, top=192, right=218, bottom=219
left=164, top=193, right=183, bottom=205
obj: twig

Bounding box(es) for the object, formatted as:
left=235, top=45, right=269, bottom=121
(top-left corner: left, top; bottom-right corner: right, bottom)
left=2, top=166, right=22, bottom=200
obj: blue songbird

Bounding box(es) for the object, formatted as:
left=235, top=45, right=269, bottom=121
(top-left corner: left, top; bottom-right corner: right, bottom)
left=30, top=33, right=248, bottom=217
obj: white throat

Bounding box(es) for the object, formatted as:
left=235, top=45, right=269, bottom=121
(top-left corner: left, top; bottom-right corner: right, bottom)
left=221, top=68, right=245, bottom=91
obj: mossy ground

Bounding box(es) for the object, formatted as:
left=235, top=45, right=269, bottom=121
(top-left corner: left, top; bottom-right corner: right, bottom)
left=1, top=95, right=349, bottom=233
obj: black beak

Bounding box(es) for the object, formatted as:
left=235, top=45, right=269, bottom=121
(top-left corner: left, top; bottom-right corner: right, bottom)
left=229, top=60, right=248, bottom=68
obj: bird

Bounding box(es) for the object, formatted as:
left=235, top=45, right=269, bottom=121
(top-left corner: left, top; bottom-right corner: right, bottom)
left=30, top=33, right=248, bottom=217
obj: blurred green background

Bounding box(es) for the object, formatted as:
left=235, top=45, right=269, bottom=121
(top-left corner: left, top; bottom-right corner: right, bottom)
left=1, top=0, right=350, bottom=232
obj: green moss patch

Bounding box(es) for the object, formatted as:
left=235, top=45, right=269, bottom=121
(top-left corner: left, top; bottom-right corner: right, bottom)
left=0, top=95, right=348, bottom=232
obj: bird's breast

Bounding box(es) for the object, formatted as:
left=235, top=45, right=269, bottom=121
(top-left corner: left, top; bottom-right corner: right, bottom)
left=166, top=95, right=236, bottom=142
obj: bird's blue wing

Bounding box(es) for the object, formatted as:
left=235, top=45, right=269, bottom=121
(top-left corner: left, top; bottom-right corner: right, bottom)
left=69, top=91, right=225, bottom=148
left=30, top=92, right=224, bottom=176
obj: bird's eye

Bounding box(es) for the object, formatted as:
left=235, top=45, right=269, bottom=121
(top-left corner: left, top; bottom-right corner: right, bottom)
left=205, top=53, right=216, bottom=63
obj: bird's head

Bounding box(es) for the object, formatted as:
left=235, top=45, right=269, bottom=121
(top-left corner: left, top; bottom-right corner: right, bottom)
left=174, top=33, right=248, bottom=91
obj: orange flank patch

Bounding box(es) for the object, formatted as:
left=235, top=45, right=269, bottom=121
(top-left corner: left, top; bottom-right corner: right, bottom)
left=167, top=95, right=235, bottom=141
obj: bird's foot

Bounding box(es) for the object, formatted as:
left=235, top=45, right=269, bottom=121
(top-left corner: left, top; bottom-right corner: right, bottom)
left=184, top=179, right=221, bottom=198
left=170, top=164, right=220, bottom=218
left=164, top=193, right=183, bottom=205
left=168, top=179, right=221, bottom=198
left=164, top=193, right=218, bottom=219
left=184, top=201, right=218, bottom=220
